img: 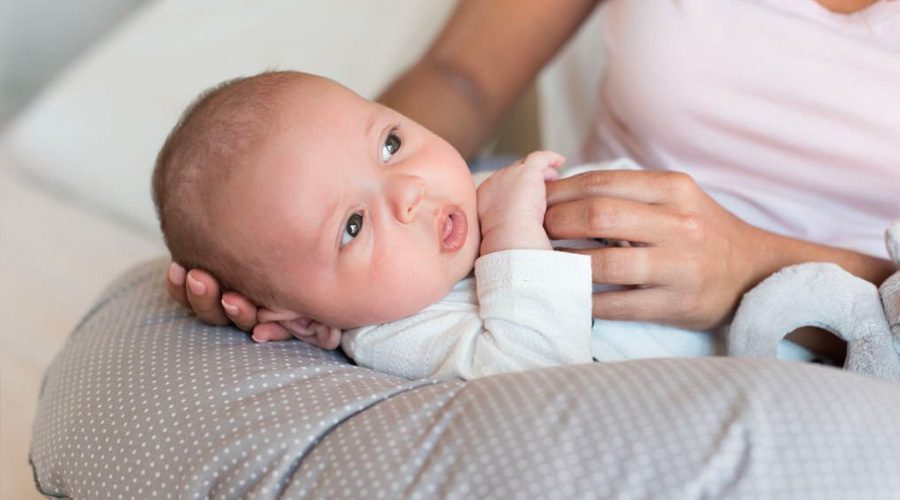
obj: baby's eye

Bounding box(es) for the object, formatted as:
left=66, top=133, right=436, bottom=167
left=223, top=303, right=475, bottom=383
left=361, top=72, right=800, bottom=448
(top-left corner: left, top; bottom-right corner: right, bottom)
left=341, top=212, right=364, bottom=246
left=381, top=131, right=401, bottom=162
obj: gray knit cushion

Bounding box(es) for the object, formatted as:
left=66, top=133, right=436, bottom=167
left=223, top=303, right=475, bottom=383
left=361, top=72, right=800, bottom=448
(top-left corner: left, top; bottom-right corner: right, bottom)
left=31, top=259, right=900, bottom=499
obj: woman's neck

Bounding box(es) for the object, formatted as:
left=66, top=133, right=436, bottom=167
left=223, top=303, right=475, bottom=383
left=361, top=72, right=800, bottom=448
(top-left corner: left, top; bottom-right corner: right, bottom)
left=814, top=0, right=879, bottom=14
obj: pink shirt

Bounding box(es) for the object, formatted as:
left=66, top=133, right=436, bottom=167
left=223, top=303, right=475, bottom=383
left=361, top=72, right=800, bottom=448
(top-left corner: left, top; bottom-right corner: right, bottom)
left=582, top=0, right=900, bottom=257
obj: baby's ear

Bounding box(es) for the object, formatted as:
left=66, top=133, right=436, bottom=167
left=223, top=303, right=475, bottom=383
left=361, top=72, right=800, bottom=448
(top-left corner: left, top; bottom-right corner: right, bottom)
left=257, top=307, right=306, bottom=324
left=258, top=307, right=318, bottom=332
left=258, top=307, right=342, bottom=350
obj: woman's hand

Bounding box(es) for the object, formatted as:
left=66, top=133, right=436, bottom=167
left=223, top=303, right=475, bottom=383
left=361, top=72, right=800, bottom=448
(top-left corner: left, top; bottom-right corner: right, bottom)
left=544, top=170, right=765, bottom=330
left=165, top=263, right=342, bottom=349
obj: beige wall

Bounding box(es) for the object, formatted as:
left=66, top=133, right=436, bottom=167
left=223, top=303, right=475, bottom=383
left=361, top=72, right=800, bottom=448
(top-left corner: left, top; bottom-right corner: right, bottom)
left=0, top=0, right=147, bottom=126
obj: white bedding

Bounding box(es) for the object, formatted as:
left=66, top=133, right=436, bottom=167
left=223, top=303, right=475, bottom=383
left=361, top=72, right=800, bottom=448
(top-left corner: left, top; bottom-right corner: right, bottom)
left=0, top=164, right=163, bottom=499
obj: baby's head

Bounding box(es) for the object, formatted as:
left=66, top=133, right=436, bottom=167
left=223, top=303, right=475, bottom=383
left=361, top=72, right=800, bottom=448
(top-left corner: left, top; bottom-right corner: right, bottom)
left=153, top=71, right=479, bottom=329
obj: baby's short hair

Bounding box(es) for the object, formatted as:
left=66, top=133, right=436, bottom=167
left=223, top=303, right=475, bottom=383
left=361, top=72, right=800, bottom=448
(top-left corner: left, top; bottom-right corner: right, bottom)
left=153, top=70, right=300, bottom=306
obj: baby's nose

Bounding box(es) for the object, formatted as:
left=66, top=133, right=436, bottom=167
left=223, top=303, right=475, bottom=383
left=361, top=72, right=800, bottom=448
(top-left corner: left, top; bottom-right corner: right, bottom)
left=387, top=175, right=425, bottom=224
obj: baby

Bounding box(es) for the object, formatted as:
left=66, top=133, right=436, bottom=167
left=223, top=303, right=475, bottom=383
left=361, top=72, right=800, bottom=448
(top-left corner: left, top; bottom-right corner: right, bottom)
left=153, top=70, right=811, bottom=380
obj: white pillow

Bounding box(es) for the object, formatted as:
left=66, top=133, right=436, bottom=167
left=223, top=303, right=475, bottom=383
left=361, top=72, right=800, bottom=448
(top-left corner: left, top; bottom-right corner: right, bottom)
left=0, top=0, right=455, bottom=234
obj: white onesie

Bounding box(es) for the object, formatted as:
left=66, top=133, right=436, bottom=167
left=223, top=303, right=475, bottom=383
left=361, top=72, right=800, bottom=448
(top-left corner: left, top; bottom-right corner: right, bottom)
left=341, top=159, right=812, bottom=380
left=342, top=248, right=730, bottom=380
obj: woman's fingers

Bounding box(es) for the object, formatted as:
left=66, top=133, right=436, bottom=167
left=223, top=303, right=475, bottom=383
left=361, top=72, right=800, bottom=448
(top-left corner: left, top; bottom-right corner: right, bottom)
left=184, top=269, right=230, bottom=326
left=546, top=169, right=695, bottom=206
left=544, top=196, right=677, bottom=243
left=592, top=287, right=703, bottom=329
left=168, top=262, right=261, bottom=330
left=592, top=288, right=678, bottom=324
left=544, top=167, right=765, bottom=329
left=166, top=262, right=190, bottom=309
left=221, top=292, right=259, bottom=332
left=560, top=246, right=665, bottom=286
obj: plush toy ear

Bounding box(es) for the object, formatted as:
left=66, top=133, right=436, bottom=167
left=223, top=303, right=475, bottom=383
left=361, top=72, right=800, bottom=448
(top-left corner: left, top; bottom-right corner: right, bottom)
left=885, top=219, right=900, bottom=267
left=879, top=219, right=900, bottom=347
left=883, top=277, right=900, bottom=334
left=730, top=261, right=900, bottom=382
left=731, top=218, right=900, bottom=382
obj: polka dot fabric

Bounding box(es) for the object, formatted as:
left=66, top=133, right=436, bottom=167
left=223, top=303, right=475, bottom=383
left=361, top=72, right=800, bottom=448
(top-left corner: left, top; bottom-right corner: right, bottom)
left=291, top=359, right=900, bottom=499
left=31, top=259, right=900, bottom=499
left=30, top=259, right=450, bottom=499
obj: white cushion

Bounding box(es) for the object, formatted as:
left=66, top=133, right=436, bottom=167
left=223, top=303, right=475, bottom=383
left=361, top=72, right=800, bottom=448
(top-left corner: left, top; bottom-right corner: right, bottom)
left=0, top=0, right=455, bottom=234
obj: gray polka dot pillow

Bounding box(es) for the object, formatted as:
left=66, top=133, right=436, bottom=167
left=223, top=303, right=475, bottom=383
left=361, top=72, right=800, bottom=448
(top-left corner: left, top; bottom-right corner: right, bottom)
left=31, top=259, right=900, bottom=499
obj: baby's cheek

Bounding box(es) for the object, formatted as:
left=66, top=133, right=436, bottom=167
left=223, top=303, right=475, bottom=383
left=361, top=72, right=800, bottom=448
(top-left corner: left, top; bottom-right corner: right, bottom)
left=355, top=265, right=445, bottom=323
left=367, top=287, right=443, bottom=324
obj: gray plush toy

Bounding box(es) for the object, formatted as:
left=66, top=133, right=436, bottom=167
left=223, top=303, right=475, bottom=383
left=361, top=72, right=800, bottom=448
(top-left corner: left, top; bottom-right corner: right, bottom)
left=729, top=219, right=900, bottom=381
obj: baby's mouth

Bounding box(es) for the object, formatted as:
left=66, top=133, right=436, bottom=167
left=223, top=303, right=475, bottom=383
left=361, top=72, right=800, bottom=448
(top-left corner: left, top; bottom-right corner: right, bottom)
left=440, top=208, right=467, bottom=253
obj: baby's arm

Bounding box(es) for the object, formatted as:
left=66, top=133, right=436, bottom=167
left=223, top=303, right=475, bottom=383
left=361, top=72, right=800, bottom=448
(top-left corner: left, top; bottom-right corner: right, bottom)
left=343, top=250, right=593, bottom=380
left=476, top=151, right=564, bottom=255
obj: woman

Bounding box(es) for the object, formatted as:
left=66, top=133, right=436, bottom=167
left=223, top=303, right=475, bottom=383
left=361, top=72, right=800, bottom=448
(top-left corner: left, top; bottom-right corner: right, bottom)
left=167, top=0, right=898, bottom=349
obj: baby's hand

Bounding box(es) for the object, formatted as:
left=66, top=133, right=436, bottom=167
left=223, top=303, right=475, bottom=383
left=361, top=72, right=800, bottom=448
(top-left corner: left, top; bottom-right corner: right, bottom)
left=477, top=150, right=565, bottom=255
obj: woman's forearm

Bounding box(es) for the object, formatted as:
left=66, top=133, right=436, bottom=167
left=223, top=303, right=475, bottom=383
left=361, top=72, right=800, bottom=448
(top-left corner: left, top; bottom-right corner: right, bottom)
left=749, top=225, right=895, bottom=290
left=377, top=0, right=599, bottom=159
left=378, top=61, right=493, bottom=159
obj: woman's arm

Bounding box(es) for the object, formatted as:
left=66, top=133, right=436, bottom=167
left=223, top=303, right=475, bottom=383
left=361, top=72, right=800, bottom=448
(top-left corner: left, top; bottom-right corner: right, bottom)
left=377, top=0, right=599, bottom=159
left=544, top=170, right=895, bottom=330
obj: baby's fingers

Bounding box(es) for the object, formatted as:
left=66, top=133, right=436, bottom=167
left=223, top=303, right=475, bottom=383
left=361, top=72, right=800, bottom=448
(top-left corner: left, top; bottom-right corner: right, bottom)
left=523, top=150, right=566, bottom=169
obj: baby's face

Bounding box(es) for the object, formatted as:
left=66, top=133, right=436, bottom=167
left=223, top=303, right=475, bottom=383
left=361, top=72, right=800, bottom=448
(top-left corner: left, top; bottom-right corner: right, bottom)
left=220, top=76, right=479, bottom=328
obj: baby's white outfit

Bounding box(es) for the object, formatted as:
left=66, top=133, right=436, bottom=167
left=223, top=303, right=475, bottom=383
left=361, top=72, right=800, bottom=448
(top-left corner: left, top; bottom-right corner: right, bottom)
left=343, top=249, right=718, bottom=380
left=342, top=159, right=811, bottom=380
left=343, top=250, right=593, bottom=380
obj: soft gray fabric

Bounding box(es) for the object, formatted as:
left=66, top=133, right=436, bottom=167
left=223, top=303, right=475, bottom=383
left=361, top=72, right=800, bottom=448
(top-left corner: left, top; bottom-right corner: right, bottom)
left=882, top=221, right=900, bottom=373
left=729, top=262, right=900, bottom=381
left=31, top=259, right=900, bottom=499
left=886, top=219, right=900, bottom=264
left=883, top=273, right=900, bottom=341
left=729, top=220, right=900, bottom=382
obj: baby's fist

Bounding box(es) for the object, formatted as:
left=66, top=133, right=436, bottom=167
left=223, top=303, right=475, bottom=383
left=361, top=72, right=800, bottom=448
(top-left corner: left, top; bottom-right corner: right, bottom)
left=477, top=151, right=565, bottom=254
left=477, top=151, right=565, bottom=222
